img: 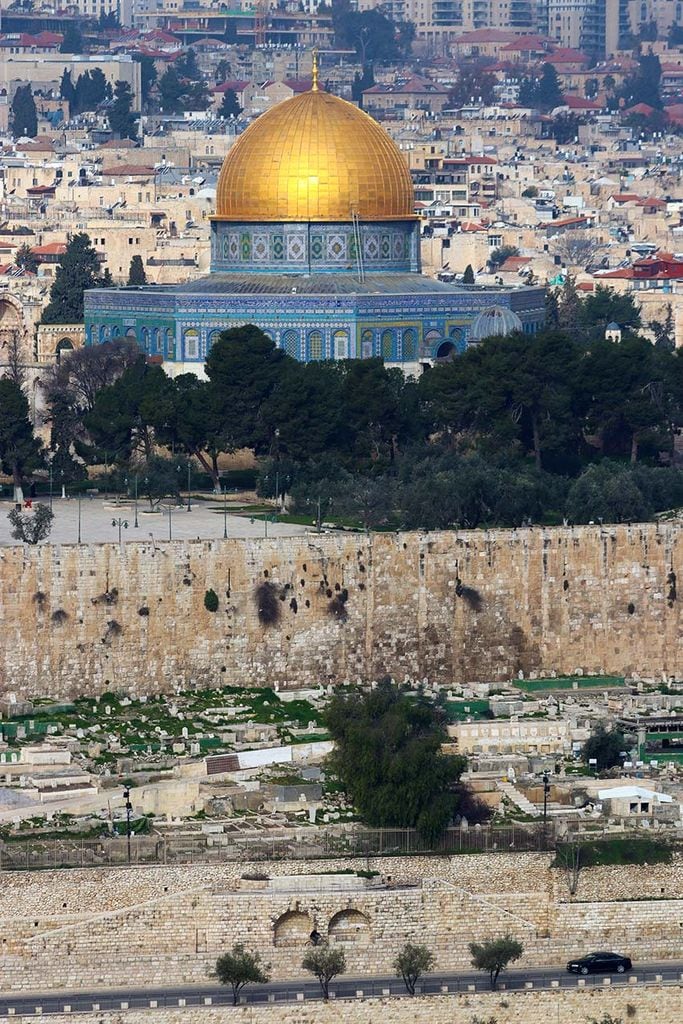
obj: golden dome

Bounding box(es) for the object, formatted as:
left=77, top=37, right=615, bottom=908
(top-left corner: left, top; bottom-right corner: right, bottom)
left=213, top=86, right=415, bottom=223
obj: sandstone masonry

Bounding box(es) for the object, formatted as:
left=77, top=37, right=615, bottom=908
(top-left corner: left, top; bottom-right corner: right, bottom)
left=1, top=523, right=682, bottom=697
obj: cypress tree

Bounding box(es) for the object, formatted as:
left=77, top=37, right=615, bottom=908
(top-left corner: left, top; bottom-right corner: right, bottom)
left=127, top=255, right=147, bottom=285
left=463, top=264, right=475, bottom=284
left=11, top=86, right=37, bottom=139
left=109, top=80, right=136, bottom=139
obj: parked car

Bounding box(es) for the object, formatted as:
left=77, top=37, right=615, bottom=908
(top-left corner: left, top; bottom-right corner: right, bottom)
left=567, top=952, right=632, bottom=975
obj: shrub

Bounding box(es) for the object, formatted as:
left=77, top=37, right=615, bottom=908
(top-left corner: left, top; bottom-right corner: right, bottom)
left=51, top=609, right=69, bottom=624
left=204, top=588, right=219, bottom=613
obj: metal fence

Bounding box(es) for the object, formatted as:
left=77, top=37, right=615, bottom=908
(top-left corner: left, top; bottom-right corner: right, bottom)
left=0, top=824, right=548, bottom=871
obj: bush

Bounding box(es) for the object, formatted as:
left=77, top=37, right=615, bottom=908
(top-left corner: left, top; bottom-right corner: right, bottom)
left=554, top=837, right=673, bottom=868
left=204, top=588, right=219, bottom=613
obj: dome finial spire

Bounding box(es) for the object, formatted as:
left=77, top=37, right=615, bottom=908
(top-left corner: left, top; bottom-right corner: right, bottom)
left=311, top=48, right=319, bottom=91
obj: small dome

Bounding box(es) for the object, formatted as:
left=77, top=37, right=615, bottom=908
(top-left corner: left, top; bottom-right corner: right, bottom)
left=470, top=306, right=523, bottom=342
left=606, top=321, right=620, bottom=330
left=213, top=87, right=415, bottom=224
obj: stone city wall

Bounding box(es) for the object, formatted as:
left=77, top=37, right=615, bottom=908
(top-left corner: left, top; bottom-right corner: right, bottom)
left=0, top=523, right=682, bottom=697
left=0, top=854, right=682, bottom=991
left=4, top=987, right=683, bottom=1024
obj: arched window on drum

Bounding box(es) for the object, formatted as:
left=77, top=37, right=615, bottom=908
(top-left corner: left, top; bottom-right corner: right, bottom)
left=381, top=329, right=393, bottom=361
left=99, top=324, right=110, bottom=343
left=361, top=329, right=373, bottom=359
left=281, top=329, right=299, bottom=359
left=402, top=329, right=416, bottom=361
left=152, top=328, right=160, bottom=354
left=165, top=328, right=175, bottom=359
left=111, top=325, right=120, bottom=338
left=333, top=330, right=349, bottom=360
left=307, top=331, right=323, bottom=361
left=140, top=327, right=149, bottom=353
left=184, top=328, right=199, bottom=359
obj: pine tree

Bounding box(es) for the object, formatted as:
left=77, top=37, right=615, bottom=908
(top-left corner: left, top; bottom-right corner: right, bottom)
left=11, top=85, right=37, bottom=139
left=127, top=255, right=147, bottom=286
left=536, top=63, right=563, bottom=111
left=99, top=268, right=114, bottom=288
left=219, top=87, right=241, bottom=118
left=14, top=243, right=38, bottom=274
left=159, top=66, right=185, bottom=113
left=462, top=264, right=475, bottom=284
left=41, top=233, right=101, bottom=325
left=109, top=80, right=136, bottom=139
left=60, top=22, right=83, bottom=54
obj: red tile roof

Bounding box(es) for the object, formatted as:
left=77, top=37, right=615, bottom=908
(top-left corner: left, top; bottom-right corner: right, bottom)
left=30, top=242, right=66, bottom=256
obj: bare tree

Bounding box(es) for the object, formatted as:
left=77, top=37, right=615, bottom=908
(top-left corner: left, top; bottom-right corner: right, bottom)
left=42, top=337, right=139, bottom=414
left=1, top=330, right=26, bottom=389
left=552, top=232, right=606, bottom=270
left=556, top=840, right=583, bottom=896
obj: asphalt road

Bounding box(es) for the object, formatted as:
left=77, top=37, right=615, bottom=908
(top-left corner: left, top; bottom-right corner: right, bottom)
left=1, top=960, right=682, bottom=1013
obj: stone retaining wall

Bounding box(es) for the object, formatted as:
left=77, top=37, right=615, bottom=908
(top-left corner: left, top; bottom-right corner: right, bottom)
left=0, top=855, right=681, bottom=992
left=1, top=523, right=682, bottom=695
left=4, top=986, right=683, bottom=1024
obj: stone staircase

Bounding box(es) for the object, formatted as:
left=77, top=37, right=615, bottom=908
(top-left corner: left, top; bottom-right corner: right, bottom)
left=497, top=780, right=540, bottom=817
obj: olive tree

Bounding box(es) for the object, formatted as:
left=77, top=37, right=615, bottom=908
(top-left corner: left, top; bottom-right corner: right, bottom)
left=302, top=944, right=346, bottom=1000
left=8, top=503, right=54, bottom=544
left=469, top=935, right=523, bottom=990
left=394, top=942, right=435, bottom=995
left=214, top=943, right=270, bottom=1005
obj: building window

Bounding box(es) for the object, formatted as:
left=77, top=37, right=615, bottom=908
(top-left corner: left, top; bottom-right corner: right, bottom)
left=333, top=330, right=349, bottom=359
left=403, top=328, right=416, bottom=360
left=381, top=329, right=393, bottom=361
left=140, top=327, right=149, bottom=352
left=308, top=330, right=323, bottom=360
left=281, top=329, right=299, bottom=359
left=184, top=329, right=199, bottom=359
left=361, top=329, right=373, bottom=359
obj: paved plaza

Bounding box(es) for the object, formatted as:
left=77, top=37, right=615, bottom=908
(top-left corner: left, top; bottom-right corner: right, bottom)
left=0, top=496, right=309, bottom=546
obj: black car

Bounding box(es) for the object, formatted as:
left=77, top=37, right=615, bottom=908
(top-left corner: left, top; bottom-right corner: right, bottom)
left=567, top=952, right=632, bottom=975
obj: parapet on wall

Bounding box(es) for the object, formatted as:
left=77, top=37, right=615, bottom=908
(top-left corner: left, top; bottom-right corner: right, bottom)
left=0, top=523, right=680, bottom=698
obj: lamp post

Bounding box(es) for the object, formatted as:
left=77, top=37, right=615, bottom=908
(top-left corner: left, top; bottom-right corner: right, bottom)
left=167, top=504, right=173, bottom=541
left=222, top=484, right=228, bottom=540
left=112, top=517, right=128, bottom=546
left=542, top=770, right=550, bottom=849
left=122, top=786, right=133, bottom=864
left=77, top=492, right=82, bottom=544
left=187, top=462, right=191, bottom=512
left=48, top=458, right=53, bottom=511
left=133, top=473, right=139, bottom=529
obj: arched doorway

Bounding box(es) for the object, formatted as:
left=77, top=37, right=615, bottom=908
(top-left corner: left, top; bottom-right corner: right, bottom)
left=436, top=341, right=456, bottom=361
left=55, top=338, right=74, bottom=364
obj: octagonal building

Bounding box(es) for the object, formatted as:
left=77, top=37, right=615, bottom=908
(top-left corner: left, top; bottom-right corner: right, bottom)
left=84, top=64, right=544, bottom=375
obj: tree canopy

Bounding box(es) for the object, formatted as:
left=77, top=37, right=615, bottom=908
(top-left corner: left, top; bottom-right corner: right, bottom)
left=470, top=935, right=524, bottom=990
left=324, top=679, right=467, bottom=842
left=41, top=233, right=103, bottom=325
left=582, top=723, right=628, bottom=771
left=0, top=379, right=43, bottom=493
left=109, top=80, right=136, bottom=139
left=214, top=944, right=269, bottom=1005
left=11, top=85, right=37, bottom=138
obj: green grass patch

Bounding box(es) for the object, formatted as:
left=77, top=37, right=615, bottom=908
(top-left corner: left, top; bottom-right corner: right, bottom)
left=554, top=836, right=674, bottom=868
left=513, top=675, right=625, bottom=692
left=445, top=699, right=491, bottom=721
